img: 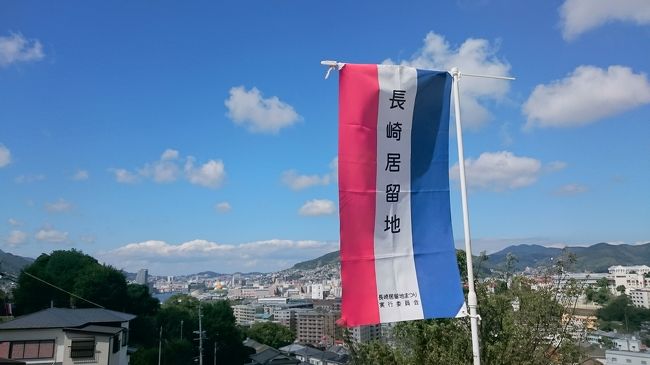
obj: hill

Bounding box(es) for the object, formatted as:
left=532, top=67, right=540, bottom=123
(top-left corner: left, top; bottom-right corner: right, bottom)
left=291, top=251, right=340, bottom=270
left=488, top=242, right=650, bottom=273
left=0, top=249, right=33, bottom=277
left=290, top=242, right=650, bottom=273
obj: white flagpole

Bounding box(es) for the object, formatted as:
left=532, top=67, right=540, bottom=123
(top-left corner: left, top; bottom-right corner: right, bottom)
left=450, top=67, right=481, bottom=365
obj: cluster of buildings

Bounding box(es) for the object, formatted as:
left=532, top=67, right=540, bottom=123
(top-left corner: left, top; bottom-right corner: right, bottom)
left=144, top=263, right=386, bottom=350
left=7, top=257, right=650, bottom=364
left=609, top=265, right=650, bottom=309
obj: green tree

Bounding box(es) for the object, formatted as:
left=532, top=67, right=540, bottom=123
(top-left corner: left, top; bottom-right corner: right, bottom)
left=247, top=322, right=295, bottom=349
left=13, top=250, right=100, bottom=313
left=597, top=295, right=650, bottom=332
left=349, top=250, right=585, bottom=365
left=202, top=301, right=254, bottom=365
left=73, top=264, right=129, bottom=310
left=126, top=284, right=160, bottom=316
left=152, top=296, right=252, bottom=364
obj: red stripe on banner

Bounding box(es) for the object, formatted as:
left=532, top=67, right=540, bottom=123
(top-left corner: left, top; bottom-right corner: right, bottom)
left=338, top=64, right=380, bottom=326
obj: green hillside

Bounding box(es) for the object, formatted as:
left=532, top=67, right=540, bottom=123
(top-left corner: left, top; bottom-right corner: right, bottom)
left=291, top=250, right=340, bottom=270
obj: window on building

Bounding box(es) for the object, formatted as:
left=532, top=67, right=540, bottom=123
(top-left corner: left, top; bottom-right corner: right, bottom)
left=0, top=342, right=9, bottom=359
left=38, top=341, right=55, bottom=358
left=3, top=340, right=55, bottom=359
left=112, top=334, right=120, bottom=354
left=122, top=329, right=129, bottom=347
left=70, top=338, right=95, bottom=359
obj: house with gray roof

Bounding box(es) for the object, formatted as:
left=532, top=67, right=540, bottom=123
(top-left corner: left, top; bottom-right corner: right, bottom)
left=0, top=307, right=135, bottom=365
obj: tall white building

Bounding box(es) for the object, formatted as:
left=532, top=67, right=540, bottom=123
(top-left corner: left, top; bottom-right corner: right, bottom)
left=608, top=265, right=650, bottom=294
left=350, top=325, right=382, bottom=343
left=630, top=289, right=650, bottom=309
left=232, top=304, right=257, bottom=325
left=135, top=269, right=148, bottom=285
left=311, top=284, right=324, bottom=300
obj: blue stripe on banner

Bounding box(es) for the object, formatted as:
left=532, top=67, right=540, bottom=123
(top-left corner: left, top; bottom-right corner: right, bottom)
left=410, top=70, right=465, bottom=318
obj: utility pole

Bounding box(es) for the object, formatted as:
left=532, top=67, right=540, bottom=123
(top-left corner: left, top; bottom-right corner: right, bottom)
left=158, top=326, right=163, bottom=365
left=199, top=305, right=203, bottom=365
left=180, top=320, right=184, bottom=341
left=213, top=342, right=216, bottom=365
left=194, top=304, right=205, bottom=365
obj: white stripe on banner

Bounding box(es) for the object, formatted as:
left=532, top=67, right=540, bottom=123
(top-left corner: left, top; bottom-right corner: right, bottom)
left=374, top=65, right=424, bottom=322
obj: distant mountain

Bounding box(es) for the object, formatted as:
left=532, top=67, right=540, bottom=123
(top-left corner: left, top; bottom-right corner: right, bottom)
left=291, top=251, right=340, bottom=270
left=183, top=271, right=263, bottom=277
left=0, top=249, right=33, bottom=277
left=289, top=242, right=650, bottom=273
left=484, top=242, right=650, bottom=273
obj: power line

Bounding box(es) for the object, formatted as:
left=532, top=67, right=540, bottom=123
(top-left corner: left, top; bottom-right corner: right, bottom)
left=22, top=271, right=105, bottom=309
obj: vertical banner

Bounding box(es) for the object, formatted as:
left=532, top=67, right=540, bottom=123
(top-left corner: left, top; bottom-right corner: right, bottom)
left=338, top=64, right=466, bottom=326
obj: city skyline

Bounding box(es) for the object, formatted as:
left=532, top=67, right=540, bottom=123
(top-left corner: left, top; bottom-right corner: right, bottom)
left=1, top=1, right=649, bottom=275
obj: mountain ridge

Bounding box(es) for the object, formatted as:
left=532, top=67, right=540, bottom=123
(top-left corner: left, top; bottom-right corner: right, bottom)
left=0, top=249, right=34, bottom=277
left=290, top=242, right=650, bottom=273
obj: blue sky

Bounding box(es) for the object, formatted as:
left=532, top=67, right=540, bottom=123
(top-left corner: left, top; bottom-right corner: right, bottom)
left=1, top=0, right=649, bottom=275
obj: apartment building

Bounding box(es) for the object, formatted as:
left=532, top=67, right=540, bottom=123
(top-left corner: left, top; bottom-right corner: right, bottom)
left=295, top=310, right=340, bottom=346
left=350, top=325, right=382, bottom=343
left=232, top=304, right=258, bottom=325
left=630, top=289, right=650, bottom=309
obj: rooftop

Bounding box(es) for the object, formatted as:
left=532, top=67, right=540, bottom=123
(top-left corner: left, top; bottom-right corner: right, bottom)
left=0, top=307, right=136, bottom=330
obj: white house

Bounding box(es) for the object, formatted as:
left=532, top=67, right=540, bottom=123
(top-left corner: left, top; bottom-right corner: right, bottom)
left=606, top=350, right=650, bottom=365
left=0, top=307, right=135, bottom=365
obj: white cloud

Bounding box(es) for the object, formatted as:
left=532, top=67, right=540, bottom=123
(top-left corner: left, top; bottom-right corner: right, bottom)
left=523, top=65, right=650, bottom=129
left=554, top=183, right=588, bottom=196
left=282, top=157, right=338, bottom=190
left=8, top=218, right=20, bottom=226
left=99, top=238, right=339, bottom=274
left=45, top=198, right=73, bottom=213
left=6, top=230, right=27, bottom=246
left=161, top=149, right=179, bottom=161
left=450, top=151, right=564, bottom=191
left=215, top=202, right=232, bottom=213
left=384, top=32, right=511, bottom=129
left=299, top=199, right=336, bottom=216
left=140, top=150, right=181, bottom=183
left=111, top=150, right=225, bottom=189
left=282, top=171, right=330, bottom=190
left=184, top=157, right=226, bottom=188
left=109, top=168, right=140, bottom=183
left=14, top=174, right=45, bottom=184
left=35, top=228, right=68, bottom=243
left=0, top=144, right=11, bottom=167
left=0, top=33, right=44, bottom=67
left=560, top=0, right=650, bottom=40
left=225, top=86, right=301, bottom=133
left=72, top=170, right=89, bottom=181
